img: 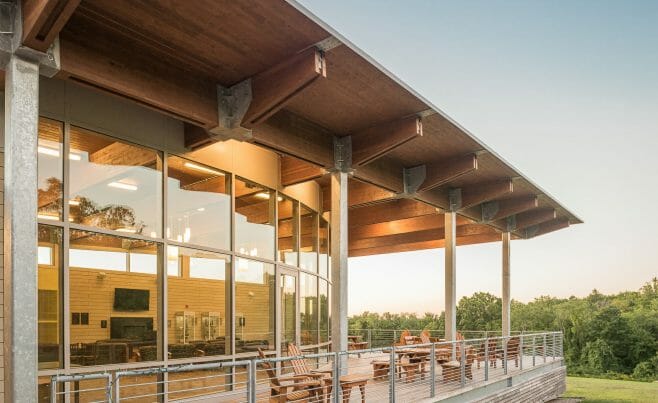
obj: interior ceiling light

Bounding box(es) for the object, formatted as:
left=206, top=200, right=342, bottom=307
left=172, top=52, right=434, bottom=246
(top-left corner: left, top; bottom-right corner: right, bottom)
left=184, top=162, right=224, bottom=176
left=108, top=181, right=138, bottom=191
left=37, top=146, right=82, bottom=160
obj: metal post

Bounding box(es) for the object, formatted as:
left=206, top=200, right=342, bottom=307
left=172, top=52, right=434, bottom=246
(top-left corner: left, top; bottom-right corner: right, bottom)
left=368, top=329, right=372, bottom=349
left=503, top=337, right=508, bottom=375
left=543, top=333, right=547, bottom=363
left=430, top=343, right=436, bottom=397
left=333, top=352, right=341, bottom=403
left=389, top=346, right=396, bottom=403
left=49, top=378, right=57, bottom=403
left=114, top=373, right=121, bottom=402
left=552, top=333, right=556, bottom=359
left=4, top=52, right=40, bottom=403
left=247, top=361, right=257, bottom=403
left=392, top=329, right=397, bottom=346
left=502, top=232, right=511, bottom=337
left=484, top=339, right=489, bottom=381
left=519, top=335, right=524, bottom=371
left=459, top=340, right=466, bottom=387
left=445, top=212, right=457, bottom=350
left=330, top=171, right=348, bottom=360
left=532, top=336, right=536, bottom=367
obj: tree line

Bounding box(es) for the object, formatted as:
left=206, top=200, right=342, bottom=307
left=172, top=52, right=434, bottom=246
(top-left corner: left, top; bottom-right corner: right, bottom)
left=349, top=278, right=658, bottom=381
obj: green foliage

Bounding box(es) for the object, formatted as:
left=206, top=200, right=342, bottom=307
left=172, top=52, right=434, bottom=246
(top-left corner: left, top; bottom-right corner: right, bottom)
left=349, top=277, right=658, bottom=381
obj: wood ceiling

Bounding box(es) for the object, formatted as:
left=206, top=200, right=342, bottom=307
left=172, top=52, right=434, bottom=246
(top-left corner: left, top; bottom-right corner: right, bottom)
left=19, top=0, right=581, bottom=257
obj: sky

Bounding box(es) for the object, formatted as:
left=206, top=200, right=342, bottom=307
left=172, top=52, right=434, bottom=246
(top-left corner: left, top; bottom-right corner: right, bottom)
left=297, top=0, right=658, bottom=315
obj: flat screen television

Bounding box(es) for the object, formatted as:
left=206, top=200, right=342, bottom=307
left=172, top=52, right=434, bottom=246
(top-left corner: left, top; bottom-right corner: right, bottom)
left=113, top=288, right=149, bottom=311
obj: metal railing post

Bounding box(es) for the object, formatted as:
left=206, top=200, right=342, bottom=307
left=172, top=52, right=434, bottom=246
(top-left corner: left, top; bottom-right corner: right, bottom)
left=430, top=343, right=436, bottom=398
left=503, top=337, right=508, bottom=375
left=543, top=333, right=547, bottom=363
left=247, top=360, right=257, bottom=403
left=389, top=345, right=396, bottom=403
left=552, top=333, right=556, bottom=359
left=368, top=329, right=372, bottom=348
left=333, top=352, right=341, bottom=403
left=114, top=372, right=121, bottom=403
left=49, top=377, right=57, bottom=403
left=392, top=330, right=397, bottom=346
left=460, top=340, right=466, bottom=387
left=484, top=339, right=489, bottom=382
left=532, top=335, right=536, bottom=367
left=519, top=335, right=524, bottom=371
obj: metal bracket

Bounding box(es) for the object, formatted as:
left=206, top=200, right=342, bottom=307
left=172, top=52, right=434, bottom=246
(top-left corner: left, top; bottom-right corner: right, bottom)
left=209, top=79, right=253, bottom=141
left=481, top=201, right=500, bottom=222
left=333, top=135, right=352, bottom=173
left=505, top=215, right=516, bottom=232
left=402, top=164, right=426, bottom=196
left=448, top=188, right=462, bottom=212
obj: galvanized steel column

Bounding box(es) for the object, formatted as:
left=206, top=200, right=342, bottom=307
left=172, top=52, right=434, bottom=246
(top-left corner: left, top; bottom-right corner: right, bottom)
left=502, top=232, right=511, bottom=337
left=3, top=53, right=40, bottom=402
left=330, top=170, right=348, bottom=355
left=444, top=211, right=457, bottom=343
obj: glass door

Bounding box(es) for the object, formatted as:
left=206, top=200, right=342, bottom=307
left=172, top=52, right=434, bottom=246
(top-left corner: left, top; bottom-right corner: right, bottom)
left=280, top=271, right=298, bottom=353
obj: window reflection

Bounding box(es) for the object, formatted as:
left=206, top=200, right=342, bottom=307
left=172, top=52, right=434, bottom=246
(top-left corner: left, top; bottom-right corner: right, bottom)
left=167, top=156, right=230, bottom=250
left=167, top=247, right=230, bottom=358
left=300, top=206, right=318, bottom=272
left=235, top=258, right=275, bottom=353
left=37, top=118, right=63, bottom=221
left=38, top=225, right=62, bottom=369
left=235, top=178, right=275, bottom=260
left=277, top=195, right=298, bottom=265
left=69, top=126, right=162, bottom=237
left=300, top=273, right=318, bottom=345
left=69, top=230, right=158, bottom=366
left=319, top=280, right=329, bottom=343
left=319, top=218, right=329, bottom=278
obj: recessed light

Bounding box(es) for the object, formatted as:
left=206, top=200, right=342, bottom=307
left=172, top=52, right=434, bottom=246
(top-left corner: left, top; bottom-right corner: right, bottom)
left=183, top=162, right=224, bottom=176
left=108, top=181, right=138, bottom=191
left=37, top=213, right=59, bottom=221
left=197, top=207, right=205, bottom=212
left=37, top=146, right=60, bottom=157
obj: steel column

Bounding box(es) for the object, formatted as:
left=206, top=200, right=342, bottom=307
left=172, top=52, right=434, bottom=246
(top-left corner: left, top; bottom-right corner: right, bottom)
left=502, top=232, right=511, bottom=337
left=3, top=53, right=40, bottom=402
left=330, top=171, right=348, bottom=358
left=444, top=211, right=457, bottom=347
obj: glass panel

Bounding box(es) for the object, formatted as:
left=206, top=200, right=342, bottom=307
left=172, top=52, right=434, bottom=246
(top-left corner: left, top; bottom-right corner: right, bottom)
left=299, top=206, right=318, bottom=272
left=37, top=118, right=63, bottom=221
left=167, top=156, right=230, bottom=250
left=235, top=258, right=275, bottom=353
left=234, top=178, right=275, bottom=260
left=277, top=195, right=297, bottom=265
left=38, top=225, right=62, bottom=369
left=69, top=126, right=162, bottom=237
left=280, top=274, right=297, bottom=351
left=319, top=279, right=329, bottom=343
left=300, top=273, right=318, bottom=345
left=69, top=230, right=158, bottom=366
left=319, top=218, right=329, bottom=278
left=168, top=248, right=230, bottom=358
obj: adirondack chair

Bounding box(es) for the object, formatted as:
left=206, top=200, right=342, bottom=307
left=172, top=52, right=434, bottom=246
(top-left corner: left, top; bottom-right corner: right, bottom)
left=506, top=336, right=521, bottom=368
left=419, top=330, right=431, bottom=344
left=477, top=338, right=501, bottom=369
left=439, top=332, right=476, bottom=382
left=394, top=330, right=411, bottom=346
left=258, top=349, right=322, bottom=402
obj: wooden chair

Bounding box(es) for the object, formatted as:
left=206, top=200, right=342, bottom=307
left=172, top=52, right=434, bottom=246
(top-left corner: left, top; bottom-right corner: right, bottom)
left=477, top=338, right=500, bottom=369
left=439, top=333, right=476, bottom=382
left=506, top=337, right=521, bottom=368
left=419, top=330, right=431, bottom=344
left=394, top=330, right=411, bottom=346
left=258, top=349, right=322, bottom=402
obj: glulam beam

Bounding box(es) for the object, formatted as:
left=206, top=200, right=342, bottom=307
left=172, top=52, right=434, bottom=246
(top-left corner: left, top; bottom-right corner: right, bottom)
left=525, top=217, right=569, bottom=238
left=349, top=198, right=437, bottom=227
left=349, top=224, right=496, bottom=251
left=22, top=0, right=81, bottom=52
left=351, top=116, right=422, bottom=166
left=417, top=154, right=478, bottom=193
left=323, top=179, right=397, bottom=211
left=280, top=156, right=326, bottom=186
left=459, top=179, right=514, bottom=210
left=479, top=195, right=539, bottom=222
left=514, top=208, right=556, bottom=230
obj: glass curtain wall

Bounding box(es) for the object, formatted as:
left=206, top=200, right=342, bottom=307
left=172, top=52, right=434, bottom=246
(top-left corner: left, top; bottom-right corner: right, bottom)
left=35, top=116, right=331, bottom=372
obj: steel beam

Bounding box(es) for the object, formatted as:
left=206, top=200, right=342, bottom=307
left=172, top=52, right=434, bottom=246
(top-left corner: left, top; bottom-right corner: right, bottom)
left=3, top=53, right=40, bottom=402
left=502, top=232, right=511, bottom=337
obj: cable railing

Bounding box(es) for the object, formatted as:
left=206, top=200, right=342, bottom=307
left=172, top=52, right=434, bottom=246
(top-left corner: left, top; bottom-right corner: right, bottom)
left=48, top=331, right=563, bottom=402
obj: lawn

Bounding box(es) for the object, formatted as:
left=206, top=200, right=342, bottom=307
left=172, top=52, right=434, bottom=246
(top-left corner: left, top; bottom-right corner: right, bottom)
left=564, top=376, right=657, bottom=402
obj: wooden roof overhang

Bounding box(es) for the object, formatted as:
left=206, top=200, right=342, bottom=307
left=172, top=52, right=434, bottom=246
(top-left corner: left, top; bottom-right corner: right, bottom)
left=16, top=0, right=582, bottom=257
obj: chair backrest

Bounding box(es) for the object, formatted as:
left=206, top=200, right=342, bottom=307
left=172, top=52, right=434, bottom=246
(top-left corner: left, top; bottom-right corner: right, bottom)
left=456, top=332, right=465, bottom=342
left=420, top=330, right=431, bottom=344
left=507, top=337, right=520, bottom=354
left=287, top=343, right=312, bottom=376
left=258, top=348, right=281, bottom=387
left=399, top=330, right=411, bottom=345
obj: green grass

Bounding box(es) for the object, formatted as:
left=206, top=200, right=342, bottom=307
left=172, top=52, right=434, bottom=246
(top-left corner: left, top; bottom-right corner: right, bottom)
left=565, top=376, right=657, bottom=402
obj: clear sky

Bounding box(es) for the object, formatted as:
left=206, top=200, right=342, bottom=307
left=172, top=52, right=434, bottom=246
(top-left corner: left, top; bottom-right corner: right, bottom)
left=297, top=0, right=658, bottom=314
